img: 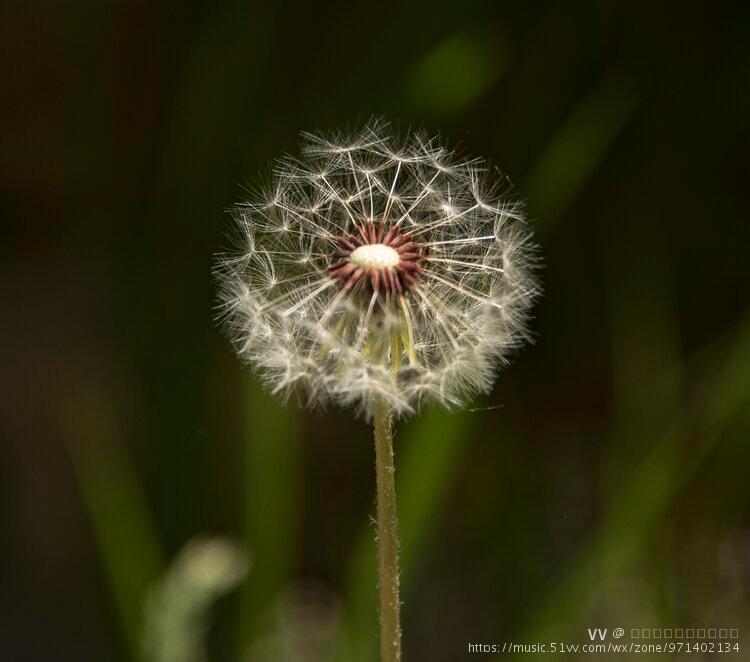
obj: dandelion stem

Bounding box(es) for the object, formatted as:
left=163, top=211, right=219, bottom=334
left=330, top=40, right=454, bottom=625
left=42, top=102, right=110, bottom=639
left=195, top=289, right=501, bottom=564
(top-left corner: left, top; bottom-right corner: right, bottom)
left=373, top=395, right=401, bottom=662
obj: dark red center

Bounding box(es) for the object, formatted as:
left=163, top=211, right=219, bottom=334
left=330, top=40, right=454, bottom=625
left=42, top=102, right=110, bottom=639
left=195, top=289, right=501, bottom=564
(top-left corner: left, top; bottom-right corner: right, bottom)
left=327, top=220, right=427, bottom=296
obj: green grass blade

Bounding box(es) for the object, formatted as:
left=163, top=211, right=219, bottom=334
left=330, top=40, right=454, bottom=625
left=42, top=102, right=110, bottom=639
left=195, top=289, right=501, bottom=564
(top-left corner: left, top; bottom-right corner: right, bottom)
left=238, top=375, right=300, bottom=652
left=60, top=385, right=164, bottom=662
left=524, top=69, right=639, bottom=234
left=403, top=28, right=507, bottom=117
left=504, top=313, right=750, bottom=659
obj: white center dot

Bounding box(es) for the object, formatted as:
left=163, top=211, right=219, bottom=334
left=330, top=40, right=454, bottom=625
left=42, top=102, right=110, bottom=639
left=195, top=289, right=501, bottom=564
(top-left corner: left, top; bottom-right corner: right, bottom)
left=349, top=244, right=400, bottom=270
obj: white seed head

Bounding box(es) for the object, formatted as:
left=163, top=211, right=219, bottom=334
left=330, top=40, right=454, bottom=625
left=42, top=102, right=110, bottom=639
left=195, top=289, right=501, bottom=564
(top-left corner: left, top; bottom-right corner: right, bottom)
left=216, top=121, right=540, bottom=419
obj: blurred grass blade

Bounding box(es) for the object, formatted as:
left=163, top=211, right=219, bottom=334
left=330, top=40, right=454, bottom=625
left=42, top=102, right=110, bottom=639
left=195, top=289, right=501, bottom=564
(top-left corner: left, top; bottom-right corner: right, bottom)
left=239, top=375, right=300, bottom=652
left=604, top=250, right=684, bottom=626
left=507, top=313, right=750, bottom=656
left=397, top=411, right=474, bottom=574
left=339, top=409, right=473, bottom=661
left=143, top=537, right=248, bottom=662
left=60, top=384, right=164, bottom=662
left=524, top=68, right=639, bottom=233
left=404, top=28, right=506, bottom=117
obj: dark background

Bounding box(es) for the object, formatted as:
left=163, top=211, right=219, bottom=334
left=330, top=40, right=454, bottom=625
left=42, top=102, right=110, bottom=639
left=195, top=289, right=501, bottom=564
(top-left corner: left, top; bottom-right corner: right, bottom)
left=2, top=1, right=749, bottom=660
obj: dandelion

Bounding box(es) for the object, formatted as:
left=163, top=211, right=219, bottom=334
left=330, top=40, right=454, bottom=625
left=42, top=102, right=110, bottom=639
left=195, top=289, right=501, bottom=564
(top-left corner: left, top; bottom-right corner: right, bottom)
left=217, top=121, right=539, bottom=661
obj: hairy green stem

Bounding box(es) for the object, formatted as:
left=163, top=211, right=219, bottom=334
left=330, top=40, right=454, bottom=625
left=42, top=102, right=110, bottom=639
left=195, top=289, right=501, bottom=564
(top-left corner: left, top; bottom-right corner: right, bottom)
left=373, top=395, right=401, bottom=662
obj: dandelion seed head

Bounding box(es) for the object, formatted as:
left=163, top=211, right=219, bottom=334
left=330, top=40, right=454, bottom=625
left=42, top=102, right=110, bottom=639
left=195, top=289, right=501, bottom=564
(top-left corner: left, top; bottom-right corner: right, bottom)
left=216, top=121, right=540, bottom=418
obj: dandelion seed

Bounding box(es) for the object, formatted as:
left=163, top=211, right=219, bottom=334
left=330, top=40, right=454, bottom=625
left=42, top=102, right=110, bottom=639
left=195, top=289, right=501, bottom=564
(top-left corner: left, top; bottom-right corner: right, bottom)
left=217, top=121, right=539, bottom=419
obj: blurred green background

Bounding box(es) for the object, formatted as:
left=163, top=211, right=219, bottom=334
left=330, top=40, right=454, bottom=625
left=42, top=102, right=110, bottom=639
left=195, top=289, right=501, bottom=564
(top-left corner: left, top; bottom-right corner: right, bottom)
left=2, top=1, right=750, bottom=660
